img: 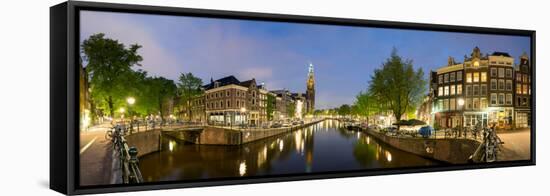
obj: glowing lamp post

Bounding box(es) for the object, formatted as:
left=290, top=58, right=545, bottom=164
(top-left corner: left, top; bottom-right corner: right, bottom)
left=119, top=107, right=126, bottom=123
left=126, top=97, right=136, bottom=132
left=126, top=97, right=136, bottom=105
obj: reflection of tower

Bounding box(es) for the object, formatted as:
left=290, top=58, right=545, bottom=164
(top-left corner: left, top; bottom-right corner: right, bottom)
left=306, top=63, right=315, bottom=114
left=304, top=127, right=314, bottom=172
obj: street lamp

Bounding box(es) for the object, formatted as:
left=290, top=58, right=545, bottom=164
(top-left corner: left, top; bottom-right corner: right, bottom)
left=458, top=98, right=465, bottom=138
left=126, top=97, right=136, bottom=132
left=119, top=107, right=125, bottom=123
left=126, top=97, right=136, bottom=105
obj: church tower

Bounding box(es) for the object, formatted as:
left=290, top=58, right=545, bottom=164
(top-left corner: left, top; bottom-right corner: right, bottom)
left=306, top=63, right=315, bottom=114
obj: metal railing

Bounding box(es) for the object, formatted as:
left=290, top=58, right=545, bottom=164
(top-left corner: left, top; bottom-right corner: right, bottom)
left=108, top=125, right=144, bottom=184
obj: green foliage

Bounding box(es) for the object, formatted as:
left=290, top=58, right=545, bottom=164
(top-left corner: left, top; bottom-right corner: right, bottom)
left=353, top=91, right=381, bottom=118
left=176, top=72, right=203, bottom=120
left=287, top=102, right=296, bottom=118
left=82, top=33, right=143, bottom=117
left=149, top=77, right=177, bottom=121
left=368, top=48, right=427, bottom=122
left=266, top=94, right=275, bottom=120
left=338, top=104, right=351, bottom=116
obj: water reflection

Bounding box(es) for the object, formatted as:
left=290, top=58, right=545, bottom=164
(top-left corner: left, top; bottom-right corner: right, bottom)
left=139, top=120, right=438, bottom=182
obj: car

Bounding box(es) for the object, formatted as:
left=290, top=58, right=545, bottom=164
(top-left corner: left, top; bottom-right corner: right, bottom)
left=282, top=122, right=291, bottom=127
left=367, top=124, right=380, bottom=131
left=271, top=123, right=282, bottom=128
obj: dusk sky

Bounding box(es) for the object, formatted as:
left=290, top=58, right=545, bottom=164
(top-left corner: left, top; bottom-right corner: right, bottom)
left=80, top=11, right=531, bottom=109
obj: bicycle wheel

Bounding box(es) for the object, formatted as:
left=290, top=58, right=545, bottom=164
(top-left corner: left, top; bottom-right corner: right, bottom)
left=105, top=130, right=113, bottom=140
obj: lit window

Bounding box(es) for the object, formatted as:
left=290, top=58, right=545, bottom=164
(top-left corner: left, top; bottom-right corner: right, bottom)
left=481, top=98, right=488, bottom=109
left=450, top=98, right=456, bottom=110
left=444, top=86, right=449, bottom=96
left=517, top=73, right=522, bottom=82
left=473, top=72, right=479, bottom=82
left=450, top=85, right=455, bottom=95
left=457, top=84, right=462, bottom=95
left=438, top=87, right=443, bottom=96
left=517, top=85, right=522, bottom=94
left=466, top=73, right=472, bottom=83
left=523, top=84, right=528, bottom=94
left=481, top=72, right=487, bottom=82
left=474, top=61, right=480, bottom=67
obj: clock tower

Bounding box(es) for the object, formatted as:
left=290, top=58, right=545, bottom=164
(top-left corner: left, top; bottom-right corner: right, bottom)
left=306, top=63, right=315, bottom=114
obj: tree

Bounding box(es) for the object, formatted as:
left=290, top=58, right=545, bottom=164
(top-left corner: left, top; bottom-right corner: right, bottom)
left=354, top=91, right=381, bottom=124
left=287, top=102, right=296, bottom=119
left=176, top=72, right=203, bottom=121
left=148, top=77, right=177, bottom=121
left=368, top=48, right=426, bottom=129
left=81, top=33, right=143, bottom=117
left=266, top=94, right=275, bottom=120
left=338, top=104, right=351, bottom=117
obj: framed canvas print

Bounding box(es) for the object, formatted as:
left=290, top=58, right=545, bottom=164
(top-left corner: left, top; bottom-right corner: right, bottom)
left=50, top=1, right=535, bottom=195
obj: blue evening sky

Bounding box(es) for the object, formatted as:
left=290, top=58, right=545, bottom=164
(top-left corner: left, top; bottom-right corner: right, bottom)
left=80, top=11, right=531, bottom=109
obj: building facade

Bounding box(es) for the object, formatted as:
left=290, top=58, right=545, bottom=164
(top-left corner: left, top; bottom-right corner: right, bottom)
left=199, top=76, right=269, bottom=126
left=514, top=53, right=532, bottom=128
left=433, top=47, right=531, bottom=130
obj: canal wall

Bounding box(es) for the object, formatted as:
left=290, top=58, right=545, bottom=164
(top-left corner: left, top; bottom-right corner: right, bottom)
left=164, top=120, right=324, bottom=145
left=364, top=129, right=480, bottom=164
left=125, top=130, right=162, bottom=157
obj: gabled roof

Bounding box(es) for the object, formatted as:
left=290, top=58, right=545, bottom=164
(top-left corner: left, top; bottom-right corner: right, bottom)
left=239, top=79, right=255, bottom=88
left=203, top=75, right=241, bottom=90
left=491, top=52, right=511, bottom=57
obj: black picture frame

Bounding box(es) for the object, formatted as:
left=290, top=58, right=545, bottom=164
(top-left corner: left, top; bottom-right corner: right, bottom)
left=50, top=1, right=536, bottom=195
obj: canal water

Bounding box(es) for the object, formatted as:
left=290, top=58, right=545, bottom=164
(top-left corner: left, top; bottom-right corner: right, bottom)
left=139, top=119, right=438, bottom=182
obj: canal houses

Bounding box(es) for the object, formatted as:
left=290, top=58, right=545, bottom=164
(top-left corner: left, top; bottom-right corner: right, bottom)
left=199, top=75, right=265, bottom=126
left=432, top=47, right=531, bottom=130
left=514, top=53, right=532, bottom=128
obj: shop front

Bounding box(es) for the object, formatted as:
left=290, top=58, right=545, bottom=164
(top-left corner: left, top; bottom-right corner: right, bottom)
left=487, top=107, right=514, bottom=129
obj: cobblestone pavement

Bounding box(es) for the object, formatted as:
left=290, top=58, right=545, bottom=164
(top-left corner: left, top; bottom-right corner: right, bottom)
left=497, top=128, right=531, bottom=161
